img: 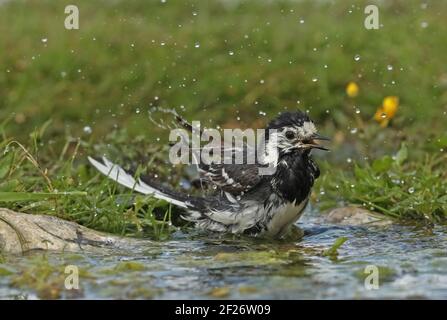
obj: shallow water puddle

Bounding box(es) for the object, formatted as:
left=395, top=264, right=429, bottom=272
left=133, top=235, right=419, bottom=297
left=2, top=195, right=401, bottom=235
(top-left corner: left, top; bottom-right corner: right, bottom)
left=1, top=212, right=447, bottom=299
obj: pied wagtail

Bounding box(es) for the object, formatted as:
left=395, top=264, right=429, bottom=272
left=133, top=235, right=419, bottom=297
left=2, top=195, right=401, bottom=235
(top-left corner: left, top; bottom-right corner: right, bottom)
left=88, top=111, right=329, bottom=238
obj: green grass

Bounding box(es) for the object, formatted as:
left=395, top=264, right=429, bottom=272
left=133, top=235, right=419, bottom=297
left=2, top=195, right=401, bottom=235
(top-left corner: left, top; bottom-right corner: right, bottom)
left=322, top=236, right=348, bottom=260
left=317, top=144, right=447, bottom=223
left=0, top=0, right=446, bottom=236
left=2, top=0, right=447, bottom=137
left=0, top=124, right=177, bottom=238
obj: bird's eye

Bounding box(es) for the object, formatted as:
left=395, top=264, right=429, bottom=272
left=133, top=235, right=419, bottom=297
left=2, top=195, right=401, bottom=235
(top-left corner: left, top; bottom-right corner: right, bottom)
left=285, top=131, right=295, bottom=140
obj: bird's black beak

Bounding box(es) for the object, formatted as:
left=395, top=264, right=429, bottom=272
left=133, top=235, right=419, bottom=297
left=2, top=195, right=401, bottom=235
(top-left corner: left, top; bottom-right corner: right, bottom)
left=302, top=133, right=331, bottom=151
left=312, top=133, right=331, bottom=141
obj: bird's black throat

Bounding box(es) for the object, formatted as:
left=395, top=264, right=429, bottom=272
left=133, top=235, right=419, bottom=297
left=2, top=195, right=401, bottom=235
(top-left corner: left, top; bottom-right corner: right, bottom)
left=270, top=151, right=320, bottom=204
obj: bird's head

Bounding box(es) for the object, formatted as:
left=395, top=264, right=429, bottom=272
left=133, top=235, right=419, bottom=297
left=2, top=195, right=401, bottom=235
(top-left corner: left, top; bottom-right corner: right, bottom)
left=266, top=111, right=330, bottom=156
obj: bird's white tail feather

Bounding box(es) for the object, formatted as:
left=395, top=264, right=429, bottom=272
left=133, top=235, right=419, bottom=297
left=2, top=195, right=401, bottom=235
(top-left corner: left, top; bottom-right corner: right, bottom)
left=88, top=156, right=188, bottom=208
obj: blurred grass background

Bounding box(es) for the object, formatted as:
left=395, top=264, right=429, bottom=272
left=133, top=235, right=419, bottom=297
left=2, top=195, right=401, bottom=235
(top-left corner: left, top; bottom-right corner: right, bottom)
left=0, top=0, right=446, bottom=232
left=1, top=0, right=446, bottom=138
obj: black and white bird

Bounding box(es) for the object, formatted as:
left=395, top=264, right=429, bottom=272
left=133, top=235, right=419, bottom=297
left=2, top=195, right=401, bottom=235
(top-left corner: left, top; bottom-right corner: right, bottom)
left=88, top=111, right=329, bottom=238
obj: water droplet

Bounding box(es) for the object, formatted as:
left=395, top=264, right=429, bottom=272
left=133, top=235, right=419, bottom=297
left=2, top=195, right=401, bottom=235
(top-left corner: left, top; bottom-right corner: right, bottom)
left=355, top=108, right=361, bottom=114
left=420, top=21, right=428, bottom=28
left=83, top=126, right=92, bottom=134
left=259, top=111, right=266, bottom=116
left=135, top=108, right=141, bottom=114
left=228, top=51, right=234, bottom=56
left=299, top=19, right=305, bottom=24
left=347, top=158, right=352, bottom=163
left=350, top=128, right=358, bottom=134
left=312, top=77, right=318, bottom=82
left=408, top=187, right=415, bottom=194
left=194, top=42, right=200, bottom=48
left=41, top=38, right=48, bottom=44
left=259, top=79, right=265, bottom=84
left=60, top=71, right=67, bottom=78
left=381, top=113, right=387, bottom=119
left=354, top=54, right=361, bottom=61
left=387, top=64, right=393, bottom=71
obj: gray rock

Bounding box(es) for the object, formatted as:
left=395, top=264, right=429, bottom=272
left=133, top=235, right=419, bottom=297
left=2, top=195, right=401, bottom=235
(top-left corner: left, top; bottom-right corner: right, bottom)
left=0, top=208, right=150, bottom=254
left=325, top=206, right=393, bottom=226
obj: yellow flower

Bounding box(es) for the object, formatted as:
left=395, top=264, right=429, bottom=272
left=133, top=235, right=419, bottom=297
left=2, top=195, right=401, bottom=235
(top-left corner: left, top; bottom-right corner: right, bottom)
left=374, top=108, right=389, bottom=127
left=382, top=96, right=399, bottom=118
left=346, top=81, right=359, bottom=98
left=374, top=96, right=399, bottom=127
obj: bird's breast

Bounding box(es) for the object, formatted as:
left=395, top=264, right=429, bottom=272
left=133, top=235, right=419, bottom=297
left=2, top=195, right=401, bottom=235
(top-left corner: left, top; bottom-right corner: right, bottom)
left=264, top=196, right=309, bottom=237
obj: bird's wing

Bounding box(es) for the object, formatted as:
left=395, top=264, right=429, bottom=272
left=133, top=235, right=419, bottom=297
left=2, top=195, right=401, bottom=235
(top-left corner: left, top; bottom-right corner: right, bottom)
left=197, top=135, right=266, bottom=195
left=199, top=162, right=263, bottom=195
left=173, top=114, right=264, bottom=195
